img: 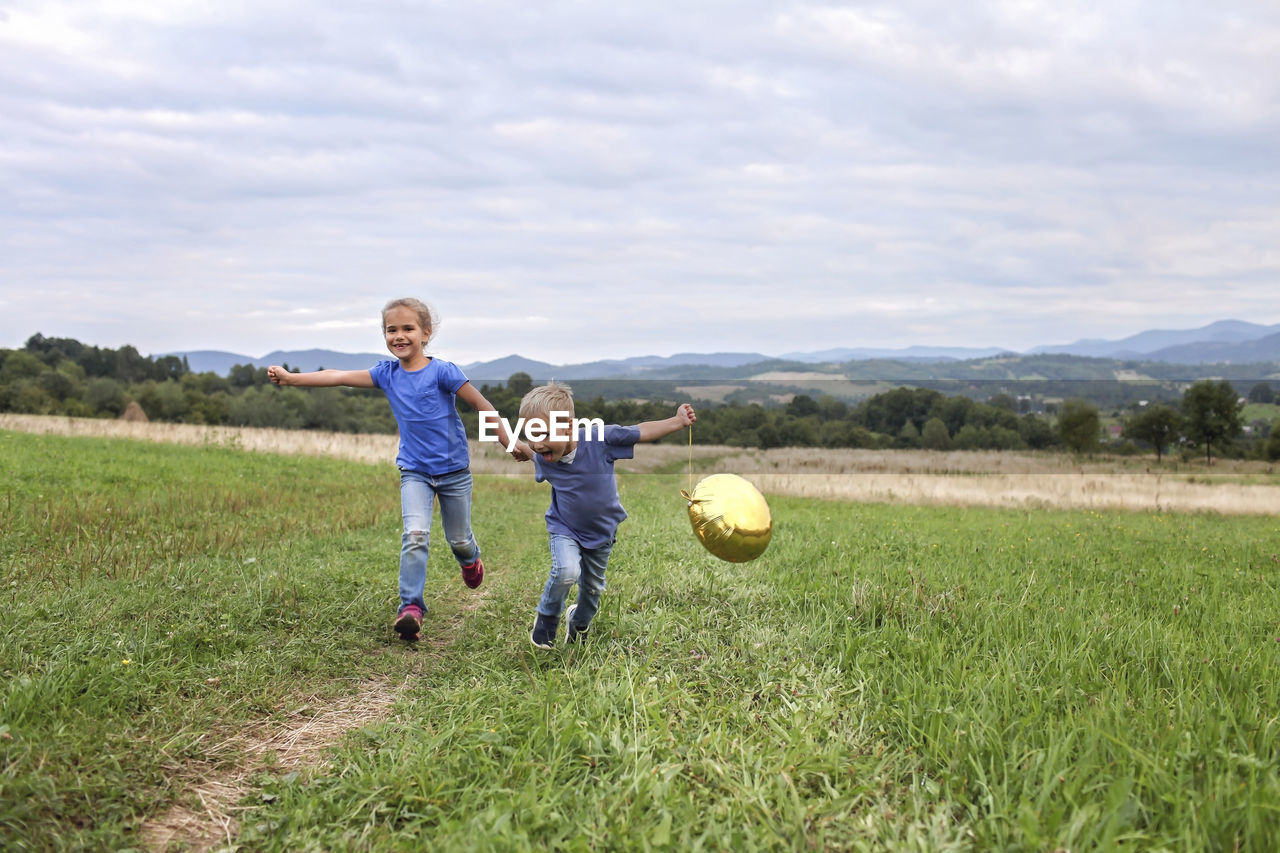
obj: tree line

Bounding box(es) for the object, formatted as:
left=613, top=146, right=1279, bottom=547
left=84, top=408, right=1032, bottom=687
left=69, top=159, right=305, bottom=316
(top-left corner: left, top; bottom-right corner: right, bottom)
left=3, top=334, right=1278, bottom=461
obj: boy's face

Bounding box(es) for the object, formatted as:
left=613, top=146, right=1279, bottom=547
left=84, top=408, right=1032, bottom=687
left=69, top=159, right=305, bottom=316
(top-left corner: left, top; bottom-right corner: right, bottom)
left=524, top=415, right=576, bottom=463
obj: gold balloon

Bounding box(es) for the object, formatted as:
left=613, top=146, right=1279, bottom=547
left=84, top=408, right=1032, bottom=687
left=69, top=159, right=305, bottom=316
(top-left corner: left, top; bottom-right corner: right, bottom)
left=681, top=473, right=773, bottom=562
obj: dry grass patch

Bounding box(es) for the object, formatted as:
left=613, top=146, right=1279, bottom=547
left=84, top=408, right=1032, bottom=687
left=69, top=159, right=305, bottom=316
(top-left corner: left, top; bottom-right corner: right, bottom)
left=716, top=446, right=1275, bottom=478
left=674, top=384, right=745, bottom=403
left=714, top=448, right=1280, bottom=515
left=8, top=414, right=1279, bottom=513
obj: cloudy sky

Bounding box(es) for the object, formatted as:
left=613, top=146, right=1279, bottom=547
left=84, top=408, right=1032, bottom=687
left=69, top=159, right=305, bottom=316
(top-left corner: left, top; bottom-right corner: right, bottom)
left=2, top=1, right=1278, bottom=365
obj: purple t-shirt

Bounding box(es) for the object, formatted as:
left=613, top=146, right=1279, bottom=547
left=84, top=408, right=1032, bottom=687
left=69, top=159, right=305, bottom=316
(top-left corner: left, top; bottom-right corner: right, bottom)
left=368, top=357, right=470, bottom=474
left=532, top=424, right=641, bottom=548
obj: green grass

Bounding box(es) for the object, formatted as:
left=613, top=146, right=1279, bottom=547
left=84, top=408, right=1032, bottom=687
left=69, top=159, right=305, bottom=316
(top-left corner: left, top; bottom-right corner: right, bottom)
left=1242, top=402, right=1280, bottom=426
left=3, top=429, right=1280, bottom=850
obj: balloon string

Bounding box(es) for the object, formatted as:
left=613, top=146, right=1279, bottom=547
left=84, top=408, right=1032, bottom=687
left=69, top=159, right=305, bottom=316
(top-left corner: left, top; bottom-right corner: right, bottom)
left=687, top=423, right=693, bottom=496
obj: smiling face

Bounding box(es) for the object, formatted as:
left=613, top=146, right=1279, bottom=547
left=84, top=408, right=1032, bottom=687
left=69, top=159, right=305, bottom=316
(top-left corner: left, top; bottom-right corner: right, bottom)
left=524, top=414, right=576, bottom=463
left=383, top=305, right=429, bottom=367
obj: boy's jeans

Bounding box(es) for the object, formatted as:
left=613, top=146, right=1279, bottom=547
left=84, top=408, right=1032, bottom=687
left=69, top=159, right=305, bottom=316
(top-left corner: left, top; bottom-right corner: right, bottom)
left=399, top=468, right=478, bottom=612
left=537, top=533, right=612, bottom=626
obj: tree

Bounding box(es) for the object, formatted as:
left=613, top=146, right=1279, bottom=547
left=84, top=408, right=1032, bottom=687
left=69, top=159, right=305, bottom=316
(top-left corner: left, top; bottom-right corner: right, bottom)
left=1181, top=380, right=1243, bottom=464
left=1056, top=398, right=1100, bottom=454
left=507, top=372, right=533, bottom=398
left=755, top=423, right=781, bottom=449
left=787, top=394, right=819, bottom=417
left=229, top=363, right=259, bottom=388
left=952, top=424, right=985, bottom=450
left=1018, top=414, right=1056, bottom=449
left=1248, top=382, right=1276, bottom=404
left=817, top=394, right=847, bottom=420
left=988, top=393, right=1016, bottom=411
left=85, top=377, right=128, bottom=416
left=0, top=351, right=45, bottom=382
left=896, top=419, right=920, bottom=448
left=1124, top=405, right=1181, bottom=463
left=921, top=417, right=950, bottom=450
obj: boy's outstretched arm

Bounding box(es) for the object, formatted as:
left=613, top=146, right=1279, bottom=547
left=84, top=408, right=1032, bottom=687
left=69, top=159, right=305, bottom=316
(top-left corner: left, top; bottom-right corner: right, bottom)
left=637, top=403, right=697, bottom=443
left=267, top=366, right=374, bottom=388
left=456, top=382, right=533, bottom=461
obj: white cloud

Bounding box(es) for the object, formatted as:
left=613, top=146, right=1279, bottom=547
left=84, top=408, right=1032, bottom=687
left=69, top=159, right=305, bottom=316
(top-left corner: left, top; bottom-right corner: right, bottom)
left=1, top=0, right=1278, bottom=365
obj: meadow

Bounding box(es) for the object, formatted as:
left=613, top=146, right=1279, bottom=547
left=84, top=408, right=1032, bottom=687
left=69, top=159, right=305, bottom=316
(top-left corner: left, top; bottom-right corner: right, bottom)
left=2, top=425, right=1280, bottom=850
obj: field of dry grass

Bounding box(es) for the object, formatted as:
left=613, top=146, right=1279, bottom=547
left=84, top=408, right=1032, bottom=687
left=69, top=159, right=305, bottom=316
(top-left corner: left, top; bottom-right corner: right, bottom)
left=0, top=414, right=723, bottom=475
left=712, top=447, right=1280, bottom=515
left=6, top=413, right=1280, bottom=515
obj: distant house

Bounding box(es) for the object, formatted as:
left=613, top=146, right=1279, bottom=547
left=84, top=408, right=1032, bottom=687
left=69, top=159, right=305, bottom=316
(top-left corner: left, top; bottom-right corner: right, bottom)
left=1108, top=424, right=1124, bottom=439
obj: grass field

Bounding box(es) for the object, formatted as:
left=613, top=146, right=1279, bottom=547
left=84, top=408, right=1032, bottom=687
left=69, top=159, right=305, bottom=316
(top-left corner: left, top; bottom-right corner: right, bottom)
left=3, top=428, right=1280, bottom=850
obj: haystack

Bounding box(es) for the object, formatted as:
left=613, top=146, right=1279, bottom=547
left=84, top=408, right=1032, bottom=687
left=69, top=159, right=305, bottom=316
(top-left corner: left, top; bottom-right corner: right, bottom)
left=119, top=400, right=148, bottom=422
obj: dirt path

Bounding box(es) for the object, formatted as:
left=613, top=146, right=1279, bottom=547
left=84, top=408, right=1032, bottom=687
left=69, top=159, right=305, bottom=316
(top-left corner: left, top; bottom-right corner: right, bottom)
left=139, top=586, right=498, bottom=852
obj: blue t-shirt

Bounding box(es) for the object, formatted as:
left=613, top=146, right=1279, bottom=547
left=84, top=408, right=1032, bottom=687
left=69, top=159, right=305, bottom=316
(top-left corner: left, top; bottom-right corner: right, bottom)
left=368, top=357, right=470, bottom=475
left=532, top=424, right=641, bottom=548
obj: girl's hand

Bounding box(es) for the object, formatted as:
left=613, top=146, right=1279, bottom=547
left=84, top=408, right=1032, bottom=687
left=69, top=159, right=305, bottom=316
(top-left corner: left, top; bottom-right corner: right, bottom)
left=676, top=403, right=697, bottom=427
left=267, top=365, right=290, bottom=386
left=510, top=441, right=534, bottom=462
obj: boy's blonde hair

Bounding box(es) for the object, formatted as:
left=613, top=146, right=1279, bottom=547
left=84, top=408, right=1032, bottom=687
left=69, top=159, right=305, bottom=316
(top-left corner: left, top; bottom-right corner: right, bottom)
left=520, top=382, right=574, bottom=422
left=381, top=297, right=437, bottom=341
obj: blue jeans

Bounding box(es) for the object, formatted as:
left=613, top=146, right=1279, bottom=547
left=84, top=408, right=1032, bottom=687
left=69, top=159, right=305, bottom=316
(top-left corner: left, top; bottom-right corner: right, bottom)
left=537, top=533, right=612, bottom=626
left=398, top=468, right=479, bottom=612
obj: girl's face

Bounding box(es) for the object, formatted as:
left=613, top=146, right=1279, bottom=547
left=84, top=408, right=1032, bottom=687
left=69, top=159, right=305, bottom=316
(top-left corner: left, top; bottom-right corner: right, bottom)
left=383, top=306, right=428, bottom=365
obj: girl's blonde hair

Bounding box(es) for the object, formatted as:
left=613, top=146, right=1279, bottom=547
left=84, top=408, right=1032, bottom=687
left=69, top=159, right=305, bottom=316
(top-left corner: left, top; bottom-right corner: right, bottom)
left=381, top=297, right=437, bottom=341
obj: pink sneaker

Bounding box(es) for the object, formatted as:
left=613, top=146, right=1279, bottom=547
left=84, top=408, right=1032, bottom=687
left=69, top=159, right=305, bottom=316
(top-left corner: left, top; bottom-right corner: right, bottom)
left=393, top=605, right=423, bottom=641
left=461, top=558, right=484, bottom=589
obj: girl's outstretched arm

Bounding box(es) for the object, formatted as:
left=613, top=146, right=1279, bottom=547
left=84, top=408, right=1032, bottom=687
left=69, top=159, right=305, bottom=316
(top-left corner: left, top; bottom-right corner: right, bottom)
left=637, top=403, right=697, bottom=442
left=267, top=366, right=375, bottom=388
left=456, top=382, right=533, bottom=460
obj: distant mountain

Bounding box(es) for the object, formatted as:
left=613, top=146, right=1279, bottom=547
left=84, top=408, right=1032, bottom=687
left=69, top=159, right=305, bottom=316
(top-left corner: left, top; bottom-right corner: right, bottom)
left=256, top=349, right=389, bottom=371
left=168, top=350, right=258, bottom=375
left=1033, top=320, right=1280, bottom=359
left=461, top=351, right=769, bottom=381
left=461, top=355, right=559, bottom=380
left=164, top=319, right=1280, bottom=380
left=1141, top=331, right=1280, bottom=364
left=169, top=349, right=387, bottom=374
left=781, top=345, right=1009, bottom=362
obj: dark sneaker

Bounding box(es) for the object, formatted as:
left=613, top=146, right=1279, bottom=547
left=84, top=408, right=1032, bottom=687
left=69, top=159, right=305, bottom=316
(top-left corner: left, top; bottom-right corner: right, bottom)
left=393, top=604, right=423, bottom=641
left=529, top=612, right=559, bottom=650
left=461, top=558, right=484, bottom=589
left=565, top=603, right=590, bottom=645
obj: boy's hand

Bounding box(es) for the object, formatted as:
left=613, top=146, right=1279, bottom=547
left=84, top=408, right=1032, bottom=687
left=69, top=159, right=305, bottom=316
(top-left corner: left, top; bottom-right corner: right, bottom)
left=510, top=441, right=534, bottom=462
left=637, top=404, right=698, bottom=442
left=266, top=366, right=291, bottom=386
